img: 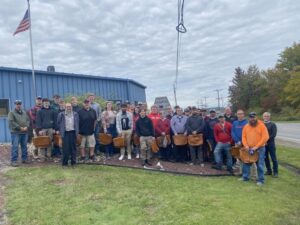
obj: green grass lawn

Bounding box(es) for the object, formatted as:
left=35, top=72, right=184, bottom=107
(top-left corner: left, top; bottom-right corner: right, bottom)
left=5, top=164, right=300, bottom=225
left=277, top=145, right=300, bottom=168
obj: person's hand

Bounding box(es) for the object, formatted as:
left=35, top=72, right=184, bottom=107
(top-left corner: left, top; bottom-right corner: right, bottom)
left=152, top=136, right=156, bottom=141
left=249, top=148, right=254, bottom=155
left=104, top=129, right=107, bottom=134
left=39, top=131, right=44, bottom=136
left=162, top=132, right=165, bottom=136
left=174, top=133, right=178, bottom=136
left=244, top=146, right=249, bottom=151
left=56, top=131, right=60, bottom=135
left=23, top=127, right=28, bottom=131
left=192, top=131, right=197, bottom=135
left=184, top=132, right=187, bottom=136
left=252, top=147, right=258, bottom=151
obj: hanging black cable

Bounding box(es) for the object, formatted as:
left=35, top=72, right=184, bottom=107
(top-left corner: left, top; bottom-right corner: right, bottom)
left=174, top=0, right=187, bottom=106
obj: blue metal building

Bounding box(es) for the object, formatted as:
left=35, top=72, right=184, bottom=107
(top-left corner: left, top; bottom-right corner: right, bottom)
left=0, top=66, right=146, bottom=142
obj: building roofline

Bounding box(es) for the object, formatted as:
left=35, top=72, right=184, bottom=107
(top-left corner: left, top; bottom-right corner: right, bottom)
left=0, top=66, right=146, bottom=89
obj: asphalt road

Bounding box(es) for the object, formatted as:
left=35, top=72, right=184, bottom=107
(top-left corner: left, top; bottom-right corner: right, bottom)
left=276, top=123, right=300, bottom=147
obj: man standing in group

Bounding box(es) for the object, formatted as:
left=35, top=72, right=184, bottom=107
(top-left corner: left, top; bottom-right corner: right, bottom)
left=78, top=99, right=97, bottom=162
left=51, top=94, right=60, bottom=112
left=224, top=107, right=236, bottom=124
left=116, top=103, right=133, bottom=160
left=8, top=100, right=30, bottom=167
left=57, top=103, right=79, bottom=167
left=171, top=107, right=188, bottom=162
left=205, top=109, right=219, bottom=160
left=27, top=96, right=43, bottom=159
left=231, top=109, right=254, bottom=175
left=185, top=106, right=206, bottom=165
left=135, top=109, right=155, bottom=167
left=242, top=112, right=269, bottom=186
left=148, top=105, right=161, bottom=133
left=212, top=114, right=233, bottom=173
left=36, top=98, right=57, bottom=161
left=263, top=112, right=278, bottom=177
left=88, top=93, right=102, bottom=154
left=71, top=96, right=81, bottom=113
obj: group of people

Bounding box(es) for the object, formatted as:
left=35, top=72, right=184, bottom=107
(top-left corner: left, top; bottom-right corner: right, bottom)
left=8, top=94, right=278, bottom=185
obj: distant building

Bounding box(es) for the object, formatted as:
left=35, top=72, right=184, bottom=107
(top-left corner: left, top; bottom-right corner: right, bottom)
left=154, top=96, right=171, bottom=114
left=0, top=66, right=146, bottom=142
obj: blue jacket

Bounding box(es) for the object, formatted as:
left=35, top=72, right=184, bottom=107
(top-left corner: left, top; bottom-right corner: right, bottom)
left=231, top=119, right=248, bottom=144
left=57, top=111, right=79, bottom=138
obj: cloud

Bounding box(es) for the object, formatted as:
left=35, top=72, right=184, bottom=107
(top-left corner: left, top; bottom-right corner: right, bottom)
left=0, top=0, right=300, bottom=108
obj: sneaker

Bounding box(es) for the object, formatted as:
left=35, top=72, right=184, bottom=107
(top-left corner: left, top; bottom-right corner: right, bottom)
left=145, top=160, right=152, bottom=166
left=212, top=165, right=222, bottom=170
left=273, top=173, right=278, bottom=178
left=136, top=154, right=140, bottom=159
left=78, top=157, right=86, bottom=163
left=238, top=177, right=248, bottom=182
left=189, top=162, right=194, bottom=166
left=265, top=171, right=272, bottom=176
left=11, top=161, right=19, bottom=167
left=22, top=159, right=31, bottom=164
left=90, top=155, right=96, bottom=162
left=119, top=155, right=124, bottom=161
left=227, top=169, right=234, bottom=175
left=127, top=154, right=132, bottom=160
left=256, top=182, right=264, bottom=186
left=142, top=160, right=146, bottom=166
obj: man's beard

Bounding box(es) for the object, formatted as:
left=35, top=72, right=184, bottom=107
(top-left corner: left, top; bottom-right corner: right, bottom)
left=249, top=119, right=258, bottom=126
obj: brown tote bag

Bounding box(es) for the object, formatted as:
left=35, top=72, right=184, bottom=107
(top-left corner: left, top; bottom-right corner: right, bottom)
left=151, top=141, right=160, bottom=153
left=173, top=134, right=188, bottom=146
left=239, top=147, right=259, bottom=163
left=33, top=136, right=51, bottom=148
left=188, top=134, right=203, bottom=146
left=99, top=133, right=113, bottom=145
left=113, top=137, right=126, bottom=148
left=230, top=145, right=242, bottom=159
left=156, top=135, right=171, bottom=147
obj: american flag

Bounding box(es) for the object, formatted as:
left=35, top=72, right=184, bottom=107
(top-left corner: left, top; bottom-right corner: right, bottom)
left=13, top=9, right=30, bottom=36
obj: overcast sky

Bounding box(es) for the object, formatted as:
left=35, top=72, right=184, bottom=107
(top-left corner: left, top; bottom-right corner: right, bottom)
left=1, top=0, right=299, bottom=107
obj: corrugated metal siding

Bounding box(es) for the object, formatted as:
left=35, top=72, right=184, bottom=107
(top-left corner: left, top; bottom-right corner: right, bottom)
left=0, top=67, right=146, bottom=142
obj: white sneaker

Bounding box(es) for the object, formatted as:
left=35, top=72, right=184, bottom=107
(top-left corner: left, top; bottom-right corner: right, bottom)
left=128, top=154, right=132, bottom=160
left=136, top=154, right=140, bottom=159
left=119, top=155, right=124, bottom=160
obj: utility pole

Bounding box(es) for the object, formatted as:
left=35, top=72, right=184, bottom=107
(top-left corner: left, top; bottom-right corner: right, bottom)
left=204, top=96, right=208, bottom=108
left=214, top=89, right=222, bottom=111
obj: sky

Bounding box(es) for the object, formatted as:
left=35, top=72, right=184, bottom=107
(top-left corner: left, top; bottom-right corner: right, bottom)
left=0, top=0, right=299, bottom=108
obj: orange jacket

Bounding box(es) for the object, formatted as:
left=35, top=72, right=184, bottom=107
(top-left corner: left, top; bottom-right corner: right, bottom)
left=242, top=120, right=269, bottom=148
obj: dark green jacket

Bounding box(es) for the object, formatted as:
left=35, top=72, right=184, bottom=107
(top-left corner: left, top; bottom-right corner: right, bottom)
left=8, top=109, right=30, bottom=133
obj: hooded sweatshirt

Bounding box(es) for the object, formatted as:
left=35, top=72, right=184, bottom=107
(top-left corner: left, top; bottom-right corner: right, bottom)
left=242, top=120, right=269, bottom=148
left=135, top=116, right=155, bottom=137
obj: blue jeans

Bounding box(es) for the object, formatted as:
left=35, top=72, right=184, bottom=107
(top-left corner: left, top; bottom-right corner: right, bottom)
left=242, top=147, right=265, bottom=183
left=265, top=142, right=278, bottom=174
left=11, top=133, right=28, bottom=162
left=105, top=124, right=117, bottom=157
left=214, top=142, right=232, bottom=170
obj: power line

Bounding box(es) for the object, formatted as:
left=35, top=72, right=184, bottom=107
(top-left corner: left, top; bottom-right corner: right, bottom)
left=214, top=89, right=223, bottom=111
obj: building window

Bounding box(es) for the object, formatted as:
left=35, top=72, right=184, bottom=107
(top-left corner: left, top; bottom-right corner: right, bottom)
left=0, top=99, right=9, bottom=116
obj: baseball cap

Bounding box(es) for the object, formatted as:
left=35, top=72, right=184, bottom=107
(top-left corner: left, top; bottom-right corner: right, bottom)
left=36, top=96, right=42, bottom=99
left=14, top=100, right=22, bottom=105
left=249, top=112, right=257, bottom=118
left=209, top=109, right=216, bottom=113
left=83, top=99, right=90, bottom=103
left=42, top=98, right=49, bottom=102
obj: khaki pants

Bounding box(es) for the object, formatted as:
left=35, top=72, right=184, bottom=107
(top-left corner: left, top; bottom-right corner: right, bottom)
left=140, top=136, right=153, bottom=161
left=38, top=128, right=54, bottom=159
left=120, top=130, right=132, bottom=156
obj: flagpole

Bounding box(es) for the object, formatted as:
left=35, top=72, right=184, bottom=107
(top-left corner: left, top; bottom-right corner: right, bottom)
left=27, top=0, right=36, bottom=98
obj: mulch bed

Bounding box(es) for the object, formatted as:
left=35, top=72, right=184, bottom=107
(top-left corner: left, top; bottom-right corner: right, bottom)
left=0, top=144, right=237, bottom=176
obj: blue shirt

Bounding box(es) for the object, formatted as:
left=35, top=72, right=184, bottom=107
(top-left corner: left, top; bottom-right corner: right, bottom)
left=231, top=119, right=248, bottom=144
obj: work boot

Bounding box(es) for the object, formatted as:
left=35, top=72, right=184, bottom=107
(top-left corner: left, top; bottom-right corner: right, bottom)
left=11, top=161, right=19, bottom=167
left=145, top=160, right=152, bottom=166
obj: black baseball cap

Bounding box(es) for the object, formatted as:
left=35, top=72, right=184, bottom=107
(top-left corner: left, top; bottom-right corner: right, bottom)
left=14, top=100, right=22, bottom=105
left=210, top=109, right=216, bottom=113
left=36, top=96, right=42, bottom=99
left=53, top=94, right=60, bottom=98
left=83, top=99, right=90, bottom=103
left=249, top=112, right=257, bottom=118
left=218, top=114, right=225, bottom=118
left=42, top=98, right=49, bottom=102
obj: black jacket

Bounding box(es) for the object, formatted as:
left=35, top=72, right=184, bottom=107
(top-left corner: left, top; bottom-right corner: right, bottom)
left=185, top=115, right=206, bottom=135
left=264, top=121, right=277, bottom=144
left=136, top=116, right=154, bottom=137
left=36, top=107, right=57, bottom=130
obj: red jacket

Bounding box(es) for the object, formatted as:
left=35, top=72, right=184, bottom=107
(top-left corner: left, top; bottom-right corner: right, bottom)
left=155, top=118, right=170, bottom=137
left=213, top=122, right=232, bottom=143
left=148, top=113, right=161, bottom=131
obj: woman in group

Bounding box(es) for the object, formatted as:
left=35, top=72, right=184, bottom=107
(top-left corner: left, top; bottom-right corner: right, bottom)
left=132, top=107, right=141, bottom=158
left=102, top=102, right=117, bottom=159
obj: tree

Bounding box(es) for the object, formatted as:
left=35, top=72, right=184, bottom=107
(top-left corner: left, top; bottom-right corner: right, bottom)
left=283, top=66, right=300, bottom=108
